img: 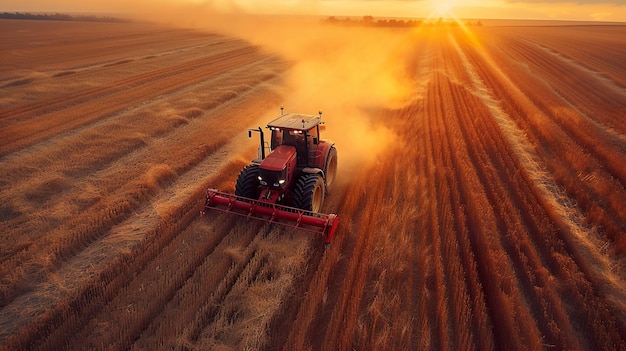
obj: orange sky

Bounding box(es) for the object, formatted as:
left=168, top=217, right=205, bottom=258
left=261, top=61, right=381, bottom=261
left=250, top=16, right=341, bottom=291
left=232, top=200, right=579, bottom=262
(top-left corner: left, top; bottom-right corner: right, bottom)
left=1, top=0, right=625, bottom=22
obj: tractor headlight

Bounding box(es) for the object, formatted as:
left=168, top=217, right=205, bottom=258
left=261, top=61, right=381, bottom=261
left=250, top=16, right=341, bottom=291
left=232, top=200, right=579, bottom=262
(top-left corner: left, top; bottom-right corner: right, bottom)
left=258, top=176, right=267, bottom=186
left=260, top=169, right=286, bottom=188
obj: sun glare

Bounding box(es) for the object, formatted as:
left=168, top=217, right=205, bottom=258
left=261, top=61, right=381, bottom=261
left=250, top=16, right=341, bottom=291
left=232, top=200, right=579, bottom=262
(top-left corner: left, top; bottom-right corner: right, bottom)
left=429, top=0, right=457, bottom=17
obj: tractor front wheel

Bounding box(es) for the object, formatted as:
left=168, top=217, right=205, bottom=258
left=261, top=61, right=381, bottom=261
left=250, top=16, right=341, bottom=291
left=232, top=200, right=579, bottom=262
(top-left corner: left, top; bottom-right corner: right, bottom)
left=293, top=174, right=325, bottom=213
left=235, top=164, right=260, bottom=199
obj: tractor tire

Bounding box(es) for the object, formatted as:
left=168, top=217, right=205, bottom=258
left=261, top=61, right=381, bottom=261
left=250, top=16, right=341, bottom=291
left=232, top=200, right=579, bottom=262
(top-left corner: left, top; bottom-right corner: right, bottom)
left=235, top=164, right=260, bottom=199
left=324, top=146, right=338, bottom=193
left=293, top=173, right=325, bottom=213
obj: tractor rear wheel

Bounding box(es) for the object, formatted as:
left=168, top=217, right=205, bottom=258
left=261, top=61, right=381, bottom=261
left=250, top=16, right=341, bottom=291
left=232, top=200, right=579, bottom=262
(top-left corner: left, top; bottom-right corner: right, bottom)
left=293, top=173, right=325, bottom=213
left=324, top=146, right=337, bottom=193
left=235, top=164, right=260, bottom=199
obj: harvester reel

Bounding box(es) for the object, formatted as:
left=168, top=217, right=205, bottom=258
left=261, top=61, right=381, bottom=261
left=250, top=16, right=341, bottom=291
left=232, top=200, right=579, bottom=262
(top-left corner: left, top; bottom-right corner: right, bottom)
left=293, top=174, right=325, bottom=213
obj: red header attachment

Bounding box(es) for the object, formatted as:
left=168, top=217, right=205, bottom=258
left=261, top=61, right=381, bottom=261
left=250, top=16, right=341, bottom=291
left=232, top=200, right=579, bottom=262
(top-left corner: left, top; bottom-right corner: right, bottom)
left=202, top=189, right=339, bottom=245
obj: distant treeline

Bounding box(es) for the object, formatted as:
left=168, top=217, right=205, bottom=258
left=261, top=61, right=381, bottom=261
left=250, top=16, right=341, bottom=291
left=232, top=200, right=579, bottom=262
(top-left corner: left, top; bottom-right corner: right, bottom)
left=324, top=15, right=483, bottom=28
left=0, top=12, right=130, bottom=23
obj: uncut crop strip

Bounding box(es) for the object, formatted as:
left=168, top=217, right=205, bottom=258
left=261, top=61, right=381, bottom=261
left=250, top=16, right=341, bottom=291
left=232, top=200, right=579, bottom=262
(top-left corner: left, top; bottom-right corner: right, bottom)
left=448, top=28, right=626, bottom=349
left=455, top=29, right=626, bottom=325
left=434, top=73, right=535, bottom=350
left=447, top=60, right=583, bottom=349
left=455, top=82, right=614, bottom=348
left=407, top=40, right=465, bottom=350
left=454, top=29, right=626, bottom=251
left=418, top=87, right=467, bottom=350
left=438, top=33, right=584, bottom=349
left=427, top=37, right=536, bottom=348
left=409, top=37, right=493, bottom=350
left=420, top=40, right=496, bottom=349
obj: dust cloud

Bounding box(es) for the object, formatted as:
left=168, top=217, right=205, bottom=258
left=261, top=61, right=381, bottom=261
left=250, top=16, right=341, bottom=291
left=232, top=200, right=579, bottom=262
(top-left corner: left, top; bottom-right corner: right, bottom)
left=129, top=2, right=418, bottom=176
left=211, top=17, right=419, bottom=175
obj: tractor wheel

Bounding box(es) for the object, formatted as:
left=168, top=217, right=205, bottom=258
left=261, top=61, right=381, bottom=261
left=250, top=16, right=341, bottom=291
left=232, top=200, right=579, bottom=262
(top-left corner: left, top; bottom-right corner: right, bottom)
left=324, top=146, right=338, bottom=194
left=235, top=164, right=260, bottom=199
left=293, top=173, right=325, bottom=213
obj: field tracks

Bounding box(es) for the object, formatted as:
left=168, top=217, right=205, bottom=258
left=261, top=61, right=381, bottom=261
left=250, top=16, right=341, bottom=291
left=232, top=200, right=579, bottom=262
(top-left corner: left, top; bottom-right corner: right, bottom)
left=0, top=45, right=267, bottom=156
left=451, top=33, right=595, bottom=253
left=4, top=130, right=275, bottom=350
left=1, top=20, right=625, bottom=350
left=0, top=71, right=282, bottom=301
left=1, top=31, right=287, bottom=346
left=507, top=38, right=626, bottom=146
left=524, top=39, right=626, bottom=96
left=457, top=29, right=625, bottom=243
left=451, top=29, right=626, bottom=341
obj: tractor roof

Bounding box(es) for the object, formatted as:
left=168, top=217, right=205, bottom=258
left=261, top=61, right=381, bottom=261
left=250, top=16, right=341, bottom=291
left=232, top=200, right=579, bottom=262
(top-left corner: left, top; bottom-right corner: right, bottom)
left=266, top=113, right=322, bottom=131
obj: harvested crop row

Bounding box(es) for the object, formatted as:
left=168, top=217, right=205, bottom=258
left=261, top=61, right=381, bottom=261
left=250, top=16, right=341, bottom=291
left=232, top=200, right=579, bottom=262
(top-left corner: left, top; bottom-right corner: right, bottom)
left=1, top=20, right=624, bottom=351
left=454, top=28, right=626, bottom=252
left=0, top=69, right=283, bottom=310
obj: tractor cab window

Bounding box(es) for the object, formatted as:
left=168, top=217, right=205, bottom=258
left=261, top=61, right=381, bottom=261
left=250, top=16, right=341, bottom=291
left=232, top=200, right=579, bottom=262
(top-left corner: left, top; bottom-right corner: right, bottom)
left=270, top=129, right=283, bottom=150
left=282, top=130, right=307, bottom=166
left=283, top=130, right=305, bottom=146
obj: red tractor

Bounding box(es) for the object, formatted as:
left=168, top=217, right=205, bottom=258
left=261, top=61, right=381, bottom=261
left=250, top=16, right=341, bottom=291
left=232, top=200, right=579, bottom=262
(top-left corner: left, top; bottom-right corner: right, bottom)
left=202, top=109, right=339, bottom=245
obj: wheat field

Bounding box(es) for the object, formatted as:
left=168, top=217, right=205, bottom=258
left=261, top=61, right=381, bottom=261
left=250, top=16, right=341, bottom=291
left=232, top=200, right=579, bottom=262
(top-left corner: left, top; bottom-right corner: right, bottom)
left=1, top=19, right=625, bottom=350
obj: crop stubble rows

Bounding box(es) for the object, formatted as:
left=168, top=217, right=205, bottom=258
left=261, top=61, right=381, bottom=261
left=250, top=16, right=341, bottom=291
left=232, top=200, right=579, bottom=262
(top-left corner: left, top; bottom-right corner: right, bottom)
left=1, top=20, right=625, bottom=350
left=276, top=25, right=625, bottom=351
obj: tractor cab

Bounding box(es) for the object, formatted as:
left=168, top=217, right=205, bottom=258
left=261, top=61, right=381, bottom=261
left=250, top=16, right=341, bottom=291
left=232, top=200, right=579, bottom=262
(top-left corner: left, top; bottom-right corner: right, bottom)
left=267, top=112, right=325, bottom=166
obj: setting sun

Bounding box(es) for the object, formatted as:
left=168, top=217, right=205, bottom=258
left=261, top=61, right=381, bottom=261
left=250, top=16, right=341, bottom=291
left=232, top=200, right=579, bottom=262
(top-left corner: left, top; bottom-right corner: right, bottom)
left=429, top=0, right=458, bottom=17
